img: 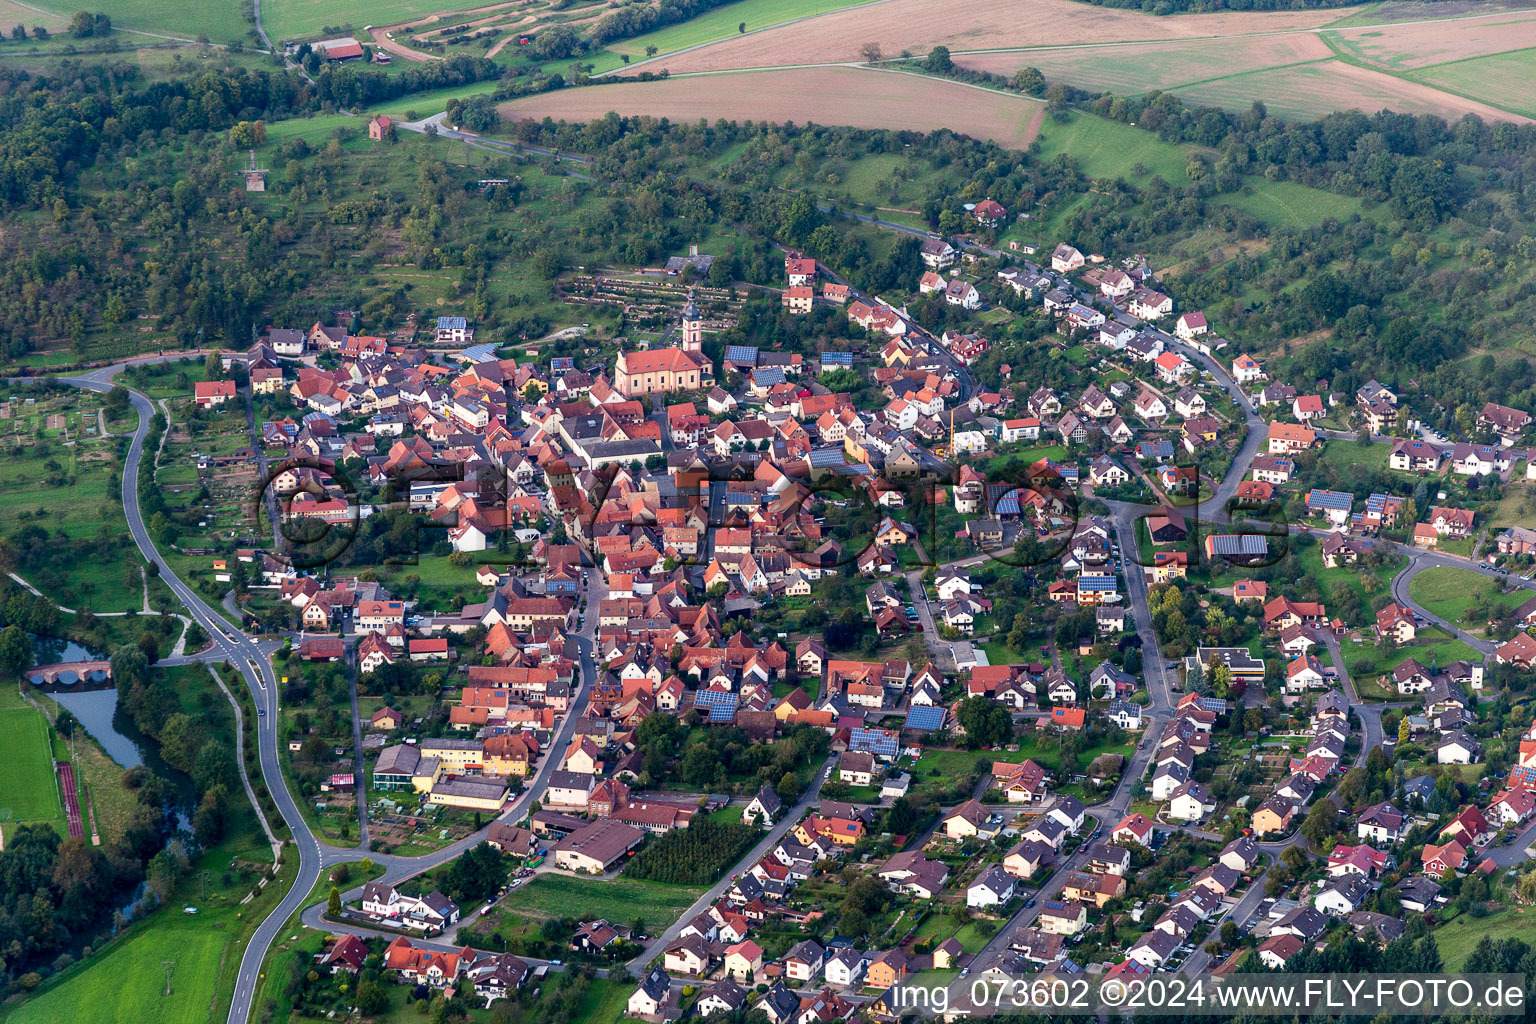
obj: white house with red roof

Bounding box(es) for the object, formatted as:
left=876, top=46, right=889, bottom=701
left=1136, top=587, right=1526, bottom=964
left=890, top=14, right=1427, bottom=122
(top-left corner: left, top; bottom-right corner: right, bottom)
left=1174, top=311, right=1208, bottom=340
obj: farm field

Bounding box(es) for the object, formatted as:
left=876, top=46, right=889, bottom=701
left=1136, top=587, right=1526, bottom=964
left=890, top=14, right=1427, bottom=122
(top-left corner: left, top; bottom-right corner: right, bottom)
left=1171, top=58, right=1527, bottom=124
left=76, top=0, right=251, bottom=44
left=1326, top=9, right=1536, bottom=70
left=262, top=0, right=496, bottom=44
left=630, top=0, right=1357, bottom=75
left=608, top=0, right=871, bottom=57
left=1408, top=566, right=1531, bottom=627
left=954, top=33, right=1333, bottom=95
left=0, top=685, right=63, bottom=835
left=1411, top=48, right=1536, bottom=119
left=500, top=872, right=704, bottom=924
left=500, top=67, right=1046, bottom=149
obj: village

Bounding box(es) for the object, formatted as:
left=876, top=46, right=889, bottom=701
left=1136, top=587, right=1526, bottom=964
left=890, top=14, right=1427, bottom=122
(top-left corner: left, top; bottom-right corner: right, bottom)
left=160, top=211, right=1536, bottom=1022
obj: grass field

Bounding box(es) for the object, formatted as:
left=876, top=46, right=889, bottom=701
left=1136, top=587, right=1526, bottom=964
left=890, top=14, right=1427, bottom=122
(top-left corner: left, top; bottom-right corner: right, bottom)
left=262, top=0, right=493, bottom=44
left=955, top=33, right=1332, bottom=95
left=1217, top=179, right=1368, bottom=229
left=502, top=873, right=704, bottom=923
left=608, top=0, right=867, bottom=56
left=1174, top=57, right=1522, bottom=123
left=1411, top=47, right=1536, bottom=119
left=1033, top=111, right=1196, bottom=184
left=0, top=685, right=62, bottom=828
left=1409, top=566, right=1531, bottom=627
left=80, top=0, right=252, bottom=43
left=1433, top=905, right=1536, bottom=969
left=1343, top=627, right=1478, bottom=681
left=8, top=923, right=227, bottom=1024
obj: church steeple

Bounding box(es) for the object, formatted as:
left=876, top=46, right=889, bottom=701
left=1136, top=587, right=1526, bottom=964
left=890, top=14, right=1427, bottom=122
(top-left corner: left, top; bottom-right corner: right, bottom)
left=680, top=290, right=702, bottom=354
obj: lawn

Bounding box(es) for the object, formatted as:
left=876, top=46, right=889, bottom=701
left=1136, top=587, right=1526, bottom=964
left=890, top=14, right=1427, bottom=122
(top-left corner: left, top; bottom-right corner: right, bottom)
left=1313, top=438, right=1395, bottom=477
left=1342, top=627, right=1479, bottom=682
left=1409, top=566, right=1529, bottom=627
left=0, top=685, right=63, bottom=830
left=1034, top=111, right=1197, bottom=184
left=502, top=872, right=704, bottom=924
left=912, top=736, right=1134, bottom=778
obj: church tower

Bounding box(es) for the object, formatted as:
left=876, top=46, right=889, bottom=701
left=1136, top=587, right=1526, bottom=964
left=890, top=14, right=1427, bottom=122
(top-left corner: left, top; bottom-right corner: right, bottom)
left=680, top=292, right=703, bottom=355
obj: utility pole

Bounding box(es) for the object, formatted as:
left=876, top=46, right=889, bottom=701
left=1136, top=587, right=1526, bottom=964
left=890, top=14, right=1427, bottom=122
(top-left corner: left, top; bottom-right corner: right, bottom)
left=161, top=960, right=175, bottom=996
left=198, top=870, right=210, bottom=901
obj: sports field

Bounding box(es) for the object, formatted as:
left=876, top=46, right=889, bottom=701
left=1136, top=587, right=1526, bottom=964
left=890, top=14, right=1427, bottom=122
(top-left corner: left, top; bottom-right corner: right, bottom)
left=0, top=685, right=62, bottom=828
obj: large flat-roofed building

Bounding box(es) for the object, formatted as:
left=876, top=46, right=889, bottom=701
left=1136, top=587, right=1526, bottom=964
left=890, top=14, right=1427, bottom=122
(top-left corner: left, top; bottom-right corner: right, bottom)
left=554, top=819, right=647, bottom=873
left=427, top=776, right=510, bottom=812
left=615, top=347, right=704, bottom=398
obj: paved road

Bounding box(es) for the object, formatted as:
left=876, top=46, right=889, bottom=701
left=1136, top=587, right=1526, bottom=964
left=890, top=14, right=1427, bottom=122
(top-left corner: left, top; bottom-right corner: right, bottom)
left=625, top=752, right=838, bottom=973
left=61, top=360, right=608, bottom=1023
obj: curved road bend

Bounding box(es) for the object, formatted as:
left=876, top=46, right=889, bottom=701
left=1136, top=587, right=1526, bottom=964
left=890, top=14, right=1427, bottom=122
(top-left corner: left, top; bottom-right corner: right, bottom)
left=61, top=360, right=605, bottom=1023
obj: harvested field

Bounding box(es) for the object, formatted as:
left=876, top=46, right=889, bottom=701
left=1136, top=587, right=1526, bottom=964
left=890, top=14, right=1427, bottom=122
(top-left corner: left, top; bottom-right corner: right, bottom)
left=1172, top=58, right=1528, bottom=123
left=623, top=0, right=1358, bottom=75
left=954, top=33, right=1332, bottom=94
left=1327, top=9, right=1536, bottom=69
left=1412, top=47, right=1536, bottom=118
left=500, top=67, right=1047, bottom=148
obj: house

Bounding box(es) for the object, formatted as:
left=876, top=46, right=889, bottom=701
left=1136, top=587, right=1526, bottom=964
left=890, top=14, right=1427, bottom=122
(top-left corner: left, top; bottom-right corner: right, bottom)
left=697, top=978, right=747, bottom=1018
left=1398, top=876, right=1443, bottom=912
left=1258, top=934, right=1303, bottom=969
left=944, top=278, right=980, bottom=309
left=783, top=940, right=825, bottom=983
left=1174, top=311, right=1208, bottom=339
left=1051, top=243, right=1084, bottom=273
left=921, top=238, right=958, bottom=269
left=1219, top=836, right=1261, bottom=874
left=968, top=865, right=1017, bottom=908
left=942, top=799, right=1002, bottom=840
left=1315, top=875, right=1371, bottom=916
left=1111, top=812, right=1154, bottom=846
left=1421, top=839, right=1467, bottom=876
left=1168, top=780, right=1215, bottom=822
left=1232, top=354, right=1264, bottom=383
left=1438, top=730, right=1483, bottom=764
left=723, top=940, right=764, bottom=983
left=1284, top=654, right=1327, bottom=694
left=1375, top=603, right=1417, bottom=644
left=1060, top=870, right=1125, bottom=908
left=824, top=949, right=867, bottom=988
left=1357, top=802, right=1406, bottom=844
left=1268, top=421, right=1317, bottom=453
left=1479, top=401, right=1532, bottom=441
left=629, top=968, right=673, bottom=1016
left=194, top=380, right=238, bottom=408
left=1126, top=928, right=1180, bottom=969
left=1390, top=438, right=1442, bottom=472
left=972, top=198, right=1007, bottom=227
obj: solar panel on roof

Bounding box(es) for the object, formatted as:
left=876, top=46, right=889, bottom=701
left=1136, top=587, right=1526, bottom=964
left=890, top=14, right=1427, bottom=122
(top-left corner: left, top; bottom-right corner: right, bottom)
left=437, top=316, right=468, bottom=329
left=708, top=704, right=737, bottom=723
left=1078, top=576, right=1118, bottom=591
left=850, top=727, right=899, bottom=758
left=822, top=352, right=853, bottom=366
left=1305, top=489, right=1354, bottom=511
left=904, top=705, right=945, bottom=731
left=726, top=345, right=759, bottom=365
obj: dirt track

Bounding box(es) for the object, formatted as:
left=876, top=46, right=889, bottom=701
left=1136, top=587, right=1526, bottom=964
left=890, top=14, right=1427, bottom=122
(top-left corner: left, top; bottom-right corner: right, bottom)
left=500, top=66, right=1047, bottom=148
